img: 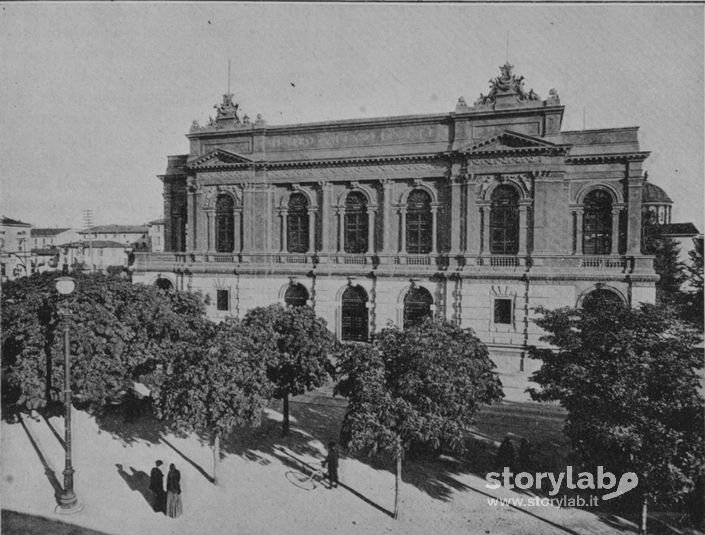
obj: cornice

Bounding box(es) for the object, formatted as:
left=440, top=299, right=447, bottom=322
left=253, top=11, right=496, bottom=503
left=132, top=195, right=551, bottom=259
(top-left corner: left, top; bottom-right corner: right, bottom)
left=186, top=152, right=447, bottom=172
left=566, top=151, right=650, bottom=164
left=264, top=152, right=443, bottom=169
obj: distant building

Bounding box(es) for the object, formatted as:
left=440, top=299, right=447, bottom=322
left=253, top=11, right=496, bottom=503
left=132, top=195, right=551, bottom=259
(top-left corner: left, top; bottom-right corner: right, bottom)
left=59, top=240, right=131, bottom=273
left=30, top=227, right=80, bottom=249
left=30, top=228, right=81, bottom=274
left=0, top=216, right=33, bottom=280
left=641, top=179, right=701, bottom=263
left=80, top=225, right=149, bottom=250
left=148, top=219, right=165, bottom=252
left=131, top=63, right=672, bottom=374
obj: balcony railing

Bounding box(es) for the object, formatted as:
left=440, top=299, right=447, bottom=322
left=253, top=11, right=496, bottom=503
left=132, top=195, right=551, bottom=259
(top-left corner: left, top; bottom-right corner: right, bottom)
left=134, top=251, right=645, bottom=275
left=475, top=255, right=522, bottom=268
left=580, top=256, right=627, bottom=270
left=276, top=254, right=309, bottom=264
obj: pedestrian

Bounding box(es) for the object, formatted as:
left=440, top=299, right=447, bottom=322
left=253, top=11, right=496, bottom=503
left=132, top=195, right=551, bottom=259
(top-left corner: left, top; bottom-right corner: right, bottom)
left=149, top=460, right=165, bottom=512
left=518, top=438, right=532, bottom=471
left=322, top=441, right=339, bottom=489
left=166, top=463, right=183, bottom=518
left=495, top=436, right=515, bottom=474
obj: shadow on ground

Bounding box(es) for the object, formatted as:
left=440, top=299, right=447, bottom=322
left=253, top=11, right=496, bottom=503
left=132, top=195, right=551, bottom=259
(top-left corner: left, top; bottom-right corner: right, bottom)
left=43, top=389, right=649, bottom=533
left=1, top=509, right=114, bottom=535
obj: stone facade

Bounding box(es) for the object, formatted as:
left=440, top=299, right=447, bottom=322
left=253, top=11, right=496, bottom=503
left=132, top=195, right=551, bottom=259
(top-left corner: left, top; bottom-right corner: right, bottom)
left=133, top=64, right=658, bottom=373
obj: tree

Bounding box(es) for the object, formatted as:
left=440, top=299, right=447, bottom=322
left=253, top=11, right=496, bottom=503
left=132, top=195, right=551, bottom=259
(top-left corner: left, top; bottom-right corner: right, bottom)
left=335, top=319, right=504, bottom=519
left=1, top=271, right=208, bottom=414
left=154, top=318, right=273, bottom=484
left=528, top=301, right=705, bottom=534
left=242, top=304, right=337, bottom=436
left=680, top=242, right=704, bottom=328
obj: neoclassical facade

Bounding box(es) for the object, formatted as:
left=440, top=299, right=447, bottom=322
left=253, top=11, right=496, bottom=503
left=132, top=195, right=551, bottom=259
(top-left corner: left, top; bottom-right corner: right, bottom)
left=133, top=64, right=658, bottom=373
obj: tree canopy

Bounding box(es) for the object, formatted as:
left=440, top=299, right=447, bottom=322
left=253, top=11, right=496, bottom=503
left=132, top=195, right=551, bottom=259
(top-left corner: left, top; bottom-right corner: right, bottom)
left=1, top=272, right=208, bottom=413
left=335, top=318, right=503, bottom=517
left=154, top=318, right=273, bottom=437
left=242, top=304, right=337, bottom=435
left=680, top=243, right=704, bottom=328
left=528, top=300, right=705, bottom=524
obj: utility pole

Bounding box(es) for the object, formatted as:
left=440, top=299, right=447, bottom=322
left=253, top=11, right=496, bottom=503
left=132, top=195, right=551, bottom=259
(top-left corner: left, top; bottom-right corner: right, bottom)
left=82, top=209, right=94, bottom=273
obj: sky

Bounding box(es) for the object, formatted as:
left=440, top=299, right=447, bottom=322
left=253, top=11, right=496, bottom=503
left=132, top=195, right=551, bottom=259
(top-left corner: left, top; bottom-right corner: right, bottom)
left=1, top=3, right=703, bottom=230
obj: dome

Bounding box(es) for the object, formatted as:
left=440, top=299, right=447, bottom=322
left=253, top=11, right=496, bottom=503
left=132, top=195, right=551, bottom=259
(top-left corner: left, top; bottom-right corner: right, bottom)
left=642, top=181, right=673, bottom=205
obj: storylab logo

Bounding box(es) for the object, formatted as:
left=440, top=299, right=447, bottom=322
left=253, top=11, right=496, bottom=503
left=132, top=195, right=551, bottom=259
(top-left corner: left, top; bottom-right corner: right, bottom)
left=485, top=466, right=639, bottom=502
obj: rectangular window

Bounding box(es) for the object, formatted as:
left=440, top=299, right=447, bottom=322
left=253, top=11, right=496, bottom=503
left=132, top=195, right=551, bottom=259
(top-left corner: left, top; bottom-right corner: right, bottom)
left=494, top=298, right=513, bottom=325
left=216, top=289, right=229, bottom=311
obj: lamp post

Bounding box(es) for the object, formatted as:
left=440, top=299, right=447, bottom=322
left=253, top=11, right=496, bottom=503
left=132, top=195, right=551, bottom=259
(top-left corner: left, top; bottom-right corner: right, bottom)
left=54, top=276, right=83, bottom=514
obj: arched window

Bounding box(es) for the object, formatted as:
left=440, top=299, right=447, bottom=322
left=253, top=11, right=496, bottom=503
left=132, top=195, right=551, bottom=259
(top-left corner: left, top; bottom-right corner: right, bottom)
left=341, top=285, right=368, bottom=341
left=215, top=194, right=234, bottom=253
left=287, top=193, right=309, bottom=253
left=155, top=277, right=173, bottom=291
left=344, top=192, right=368, bottom=253
left=406, top=190, right=432, bottom=254
left=403, top=286, right=433, bottom=329
left=285, top=284, right=309, bottom=307
left=583, top=190, right=612, bottom=255
left=581, top=288, right=624, bottom=311
left=490, top=185, right=519, bottom=255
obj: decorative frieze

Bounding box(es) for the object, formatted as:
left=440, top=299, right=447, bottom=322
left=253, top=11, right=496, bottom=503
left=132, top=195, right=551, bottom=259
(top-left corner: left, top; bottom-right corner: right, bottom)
left=266, top=124, right=444, bottom=152
left=469, top=155, right=544, bottom=167
left=266, top=161, right=448, bottom=182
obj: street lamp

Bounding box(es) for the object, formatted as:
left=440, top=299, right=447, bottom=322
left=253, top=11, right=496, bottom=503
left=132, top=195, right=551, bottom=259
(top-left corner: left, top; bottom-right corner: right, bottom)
left=54, top=276, right=83, bottom=514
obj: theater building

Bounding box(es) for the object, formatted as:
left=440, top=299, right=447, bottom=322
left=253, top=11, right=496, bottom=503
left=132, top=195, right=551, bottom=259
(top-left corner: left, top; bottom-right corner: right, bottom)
left=132, top=63, right=659, bottom=373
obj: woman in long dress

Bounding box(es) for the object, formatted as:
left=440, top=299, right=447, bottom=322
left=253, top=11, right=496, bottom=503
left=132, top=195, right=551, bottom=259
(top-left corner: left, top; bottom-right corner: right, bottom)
left=166, top=463, right=182, bottom=518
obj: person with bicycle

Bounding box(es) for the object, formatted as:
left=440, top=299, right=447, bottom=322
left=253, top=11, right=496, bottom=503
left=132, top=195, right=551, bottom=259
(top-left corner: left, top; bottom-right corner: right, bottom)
left=322, top=441, right=339, bottom=489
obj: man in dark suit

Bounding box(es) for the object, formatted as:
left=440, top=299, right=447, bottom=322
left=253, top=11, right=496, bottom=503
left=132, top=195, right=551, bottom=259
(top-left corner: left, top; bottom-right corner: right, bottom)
left=149, top=460, right=165, bottom=512
left=323, top=441, right=339, bottom=489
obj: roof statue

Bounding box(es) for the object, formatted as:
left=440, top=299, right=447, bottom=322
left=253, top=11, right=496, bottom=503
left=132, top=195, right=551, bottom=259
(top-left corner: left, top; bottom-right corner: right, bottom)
left=474, top=63, right=542, bottom=109
left=189, top=92, right=264, bottom=132
left=214, top=92, right=240, bottom=123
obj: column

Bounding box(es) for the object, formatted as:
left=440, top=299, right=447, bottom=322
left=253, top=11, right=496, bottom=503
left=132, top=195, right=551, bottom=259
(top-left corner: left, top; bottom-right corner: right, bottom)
left=320, top=182, right=331, bottom=253
left=196, top=191, right=208, bottom=252
left=430, top=206, right=439, bottom=255
left=187, top=184, right=197, bottom=251
left=481, top=206, right=491, bottom=255
left=626, top=171, right=644, bottom=255
left=399, top=208, right=407, bottom=253
left=381, top=180, right=394, bottom=253
left=162, top=181, right=173, bottom=252
left=518, top=204, right=528, bottom=256
left=449, top=177, right=462, bottom=255
left=233, top=209, right=242, bottom=253
left=280, top=210, right=288, bottom=252
left=465, top=180, right=480, bottom=256
left=206, top=210, right=215, bottom=252
left=367, top=208, right=376, bottom=253
left=611, top=208, right=621, bottom=255
left=265, top=185, right=273, bottom=252
left=308, top=209, right=316, bottom=253
left=575, top=209, right=584, bottom=255
left=242, top=187, right=252, bottom=252
left=337, top=208, right=344, bottom=253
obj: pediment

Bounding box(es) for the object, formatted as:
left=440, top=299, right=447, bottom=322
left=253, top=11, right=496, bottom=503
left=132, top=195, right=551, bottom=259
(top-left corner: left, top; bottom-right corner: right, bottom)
left=460, top=130, right=562, bottom=154
left=187, top=148, right=252, bottom=169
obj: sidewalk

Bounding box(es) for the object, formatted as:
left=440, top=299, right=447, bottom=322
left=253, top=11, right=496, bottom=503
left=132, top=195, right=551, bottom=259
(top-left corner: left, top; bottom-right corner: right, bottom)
left=2, top=402, right=632, bottom=535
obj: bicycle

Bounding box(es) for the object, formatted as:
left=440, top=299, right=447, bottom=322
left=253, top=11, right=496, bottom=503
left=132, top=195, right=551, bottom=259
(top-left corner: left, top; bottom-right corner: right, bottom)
left=285, top=461, right=326, bottom=491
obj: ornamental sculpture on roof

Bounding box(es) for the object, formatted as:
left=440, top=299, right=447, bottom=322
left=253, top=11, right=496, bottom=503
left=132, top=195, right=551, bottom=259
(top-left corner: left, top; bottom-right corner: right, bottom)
left=215, top=93, right=240, bottom=122
left=190, top=93, right=265, bottom=133
left=473, top=63, right=542, bottom=108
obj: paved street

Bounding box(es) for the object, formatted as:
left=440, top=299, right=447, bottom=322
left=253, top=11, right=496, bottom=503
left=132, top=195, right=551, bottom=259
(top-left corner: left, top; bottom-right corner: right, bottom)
left=1, top=391, right=638, bottom=535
